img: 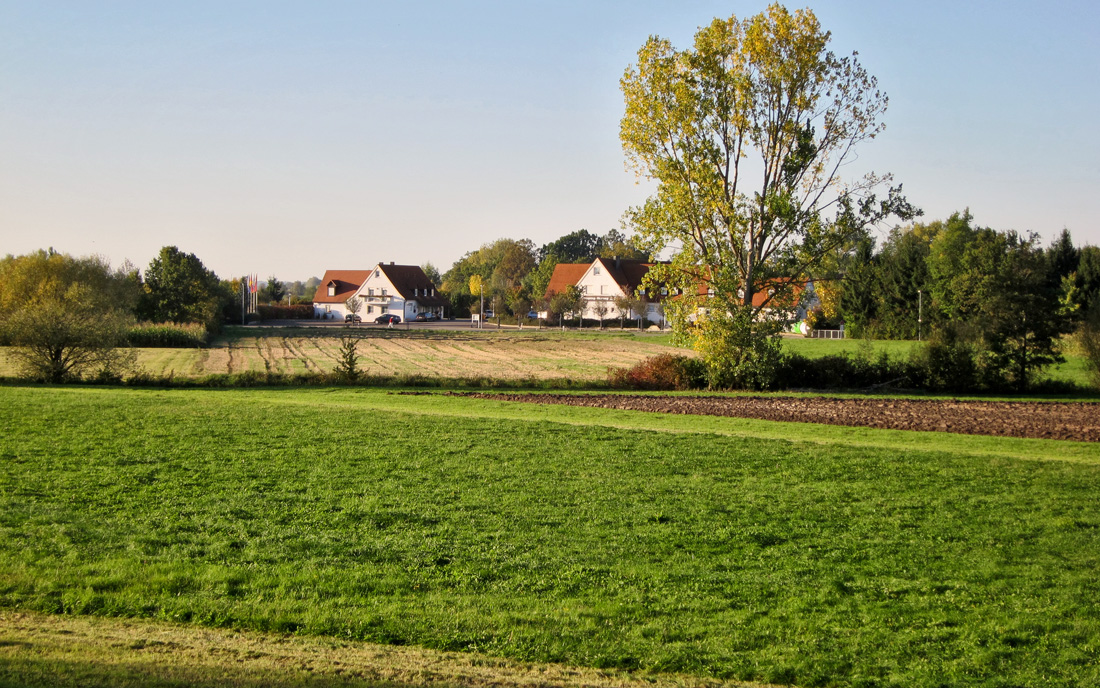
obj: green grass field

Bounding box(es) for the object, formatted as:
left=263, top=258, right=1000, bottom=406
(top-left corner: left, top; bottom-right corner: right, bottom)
left=2, top=385, right=1098, bottom=687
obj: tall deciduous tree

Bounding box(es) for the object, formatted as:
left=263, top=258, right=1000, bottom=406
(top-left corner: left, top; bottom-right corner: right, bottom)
left=0, top=250, right=140, bottom=382
left=620, top=4, right=916, bottom=387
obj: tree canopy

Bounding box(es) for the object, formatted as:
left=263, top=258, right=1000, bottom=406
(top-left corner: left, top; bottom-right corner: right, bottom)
left=621, top=4, right=916, bottom=387
left=140, top=246, right=225, bottom=328
left=0, top=250, right=140, bottom=382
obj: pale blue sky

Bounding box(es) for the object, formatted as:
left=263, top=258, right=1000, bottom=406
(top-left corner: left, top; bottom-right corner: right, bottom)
left=2, top=1, right=1097, bottom=281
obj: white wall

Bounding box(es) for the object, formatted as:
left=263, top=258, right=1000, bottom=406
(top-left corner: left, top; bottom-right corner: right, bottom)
left=576, top=260, right=629, bottom=319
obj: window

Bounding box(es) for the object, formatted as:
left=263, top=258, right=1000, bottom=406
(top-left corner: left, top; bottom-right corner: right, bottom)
left=368, top=306, right=373, bottom=314
left=593, top=266, right=601, bottom=275
left=368, top=288, right=374, bottom=296
left=661, top=287, right=668, bottom=295
left=327, top=284, right=335, bottom=296
left=600, top=285, right=606, bottom=295
left=381, top=288, right=387, bottom=296
left=414, top=288, right=419, bottom=297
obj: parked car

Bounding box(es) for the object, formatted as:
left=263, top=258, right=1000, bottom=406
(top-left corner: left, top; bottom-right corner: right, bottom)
left=526, top=310, right=539, bottom=319
left=483, top=310, right=494, bottom=319
left=415, top=312, right=438, bottom=322
left=345, top=313, right=362, bottom=323
left=375, top=314, right=401, bottom=324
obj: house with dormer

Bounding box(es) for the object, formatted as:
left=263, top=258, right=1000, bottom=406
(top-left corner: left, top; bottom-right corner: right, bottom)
left=353, top=262, right=448, bottom=321
left=313, top=270, right=372, bottom=320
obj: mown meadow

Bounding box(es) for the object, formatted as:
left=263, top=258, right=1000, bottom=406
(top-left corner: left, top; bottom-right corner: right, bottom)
left=1, top=385, right=1098, bottom=687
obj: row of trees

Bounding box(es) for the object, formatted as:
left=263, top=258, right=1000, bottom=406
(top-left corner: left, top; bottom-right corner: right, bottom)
left=835, top=218, right=1099, bottom=341
left=823, top=218, right=1097, bottom=389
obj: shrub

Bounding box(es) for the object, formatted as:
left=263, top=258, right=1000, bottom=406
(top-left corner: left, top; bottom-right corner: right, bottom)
left=609, top=354, right=706, bottom=391
left=127, top=322, right=210, bottom=348
left=334, top=337, right=361, bottom=381
left=910, top=331, right=979, bottom=392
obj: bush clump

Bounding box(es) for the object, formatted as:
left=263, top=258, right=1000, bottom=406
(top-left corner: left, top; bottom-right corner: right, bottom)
left=609, top=354, right=706, bottom=390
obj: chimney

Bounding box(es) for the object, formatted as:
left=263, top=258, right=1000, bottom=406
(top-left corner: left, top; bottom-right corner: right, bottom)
left=615, top=256, right=621, bottom=270
left=390, top=261, right=395, bottom=265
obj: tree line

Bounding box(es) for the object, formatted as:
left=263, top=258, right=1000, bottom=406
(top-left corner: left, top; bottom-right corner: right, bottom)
left=821, top=214, right=1097, bottom=389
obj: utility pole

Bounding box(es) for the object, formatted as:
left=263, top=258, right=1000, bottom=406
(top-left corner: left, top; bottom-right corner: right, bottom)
left=918, top=289, right=923, bottom=342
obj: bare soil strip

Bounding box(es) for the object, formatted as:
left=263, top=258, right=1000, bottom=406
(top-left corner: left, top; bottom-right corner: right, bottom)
left=0, top=612, right=768, bottom=688
left=454, top=393, right=1100, bottom=442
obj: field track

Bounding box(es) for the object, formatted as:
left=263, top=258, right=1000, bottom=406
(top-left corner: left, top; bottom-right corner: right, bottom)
left=455, top=393, right=1100, bottom=442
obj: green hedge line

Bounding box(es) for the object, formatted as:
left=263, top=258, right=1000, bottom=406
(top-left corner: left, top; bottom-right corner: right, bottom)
left=257, top=304, right=315, bottom=320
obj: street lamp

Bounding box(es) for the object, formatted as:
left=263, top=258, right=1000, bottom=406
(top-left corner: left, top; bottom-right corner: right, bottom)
left=918, top=289, right=923, bottom=341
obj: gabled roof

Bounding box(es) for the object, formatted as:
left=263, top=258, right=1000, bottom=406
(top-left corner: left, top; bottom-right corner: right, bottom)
left=376, top=263, right=448, bottom=307
left=314, top=270, right=372, bottom=304
left=598, top=258, right=661, bottom=299
left=544, top=263, right=590, bottom=298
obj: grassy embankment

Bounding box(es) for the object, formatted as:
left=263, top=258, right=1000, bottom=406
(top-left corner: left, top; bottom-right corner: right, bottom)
left=1, top=386, right=1098, bottom=687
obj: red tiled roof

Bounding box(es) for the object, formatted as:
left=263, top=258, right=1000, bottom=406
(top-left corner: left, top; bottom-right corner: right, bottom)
left=544, top=263, right=590, bottom=299
left=694, top=278, right=806, bottom=307
left=377, top=264, right=448, bottom=307
left=313, top=270, right=372, bottom=304
left=599, top=258, right=662, bottom=299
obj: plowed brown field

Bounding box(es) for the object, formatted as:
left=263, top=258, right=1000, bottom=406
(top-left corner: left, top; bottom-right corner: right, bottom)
left=454, top=393, right=1100, bottom=442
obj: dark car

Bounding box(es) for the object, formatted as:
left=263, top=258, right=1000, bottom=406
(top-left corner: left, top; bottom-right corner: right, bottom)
left=375, top=314, right=401, bottom=324
left=415, top=312, right=438, bottom=322
left=345, top=313, right=362, bottom=323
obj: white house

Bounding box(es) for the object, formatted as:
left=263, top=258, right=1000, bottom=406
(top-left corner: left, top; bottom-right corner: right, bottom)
left=544, top=258, right=668, bottom=325
left=352, top=262, right=448, bottom=321
left=313, top=270, right=372, bottom=320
